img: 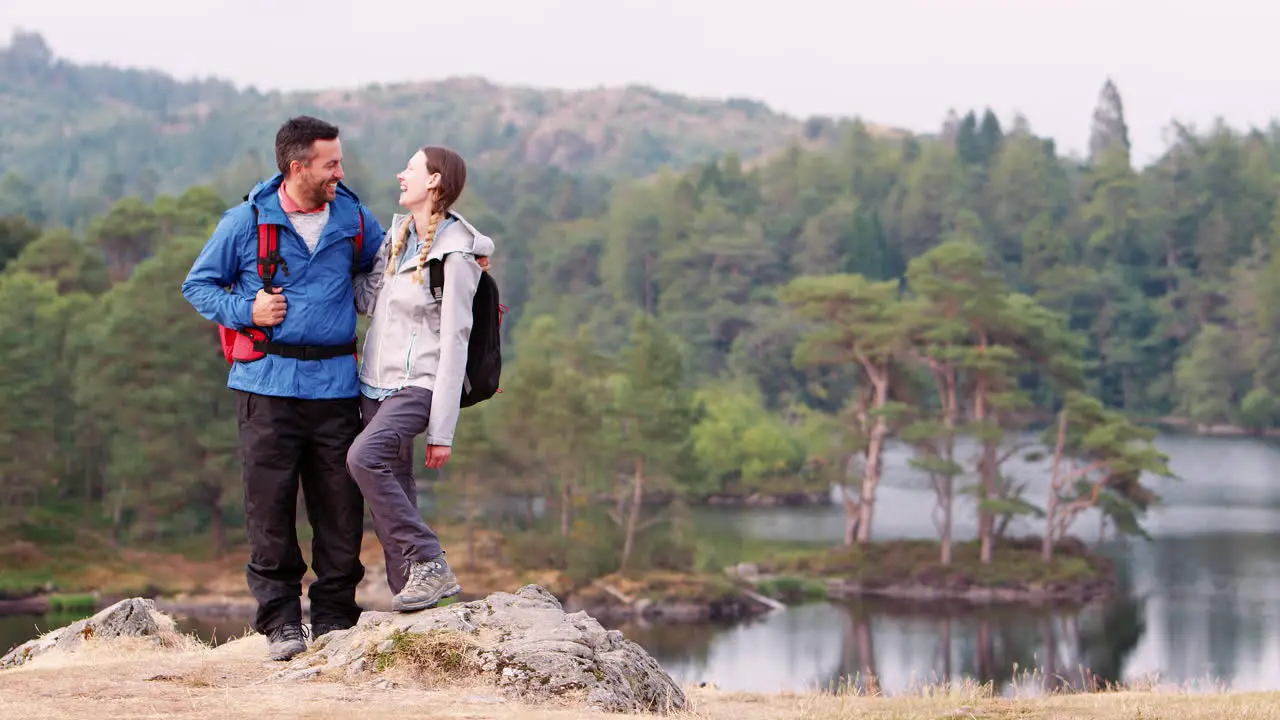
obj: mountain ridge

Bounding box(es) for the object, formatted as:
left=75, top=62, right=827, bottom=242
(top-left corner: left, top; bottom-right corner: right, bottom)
left=0, top=30, right=901, bottom=225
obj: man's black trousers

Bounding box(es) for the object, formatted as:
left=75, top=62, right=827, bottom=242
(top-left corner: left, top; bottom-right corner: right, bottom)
left=236, top=390, right=366, bottom=635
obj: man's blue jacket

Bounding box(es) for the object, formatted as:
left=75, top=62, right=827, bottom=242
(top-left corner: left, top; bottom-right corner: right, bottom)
left=181, top=173, right=385, bottom=400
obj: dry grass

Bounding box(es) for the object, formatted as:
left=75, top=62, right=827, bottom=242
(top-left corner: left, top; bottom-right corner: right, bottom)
left=0, top=531, right=251, bottom=598
left=2, top=630, right=1280, bottom=720
left=698, top=685, right=1280, bottom=719
left=36, top=527, right=540, bottom=613
left=572, top=571, right=742, bottom=606
left=363, top=628, right=485, bottom=685
left=5, top=524, right=731, bottom=613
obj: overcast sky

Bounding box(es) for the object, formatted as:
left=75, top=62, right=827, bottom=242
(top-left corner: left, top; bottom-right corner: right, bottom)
left=5, top=0, right=1279, bottom=166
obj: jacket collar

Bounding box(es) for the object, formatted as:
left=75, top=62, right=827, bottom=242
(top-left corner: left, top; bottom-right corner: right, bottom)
left=247, top=173, right=364, bottom=228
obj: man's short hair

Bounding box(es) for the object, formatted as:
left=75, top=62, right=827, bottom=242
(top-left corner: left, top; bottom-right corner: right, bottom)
left=275, top=116, right=340, bottom=175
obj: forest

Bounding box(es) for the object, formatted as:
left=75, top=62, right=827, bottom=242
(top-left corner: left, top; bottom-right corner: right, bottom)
left=0, top=31, right=1273, bottom=585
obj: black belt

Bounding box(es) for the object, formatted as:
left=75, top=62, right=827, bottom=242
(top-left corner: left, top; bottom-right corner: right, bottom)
left=252, top=339, right=357, bottom=361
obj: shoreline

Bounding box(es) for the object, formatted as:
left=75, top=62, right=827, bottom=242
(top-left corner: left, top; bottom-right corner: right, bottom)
left=822, top=577, right=1115, bottom=605
left=1145, top=416, right=1280, bottom=439
left=1, top=531, right=1118, bottom=631
left=581, top=489, right=834, bottom=508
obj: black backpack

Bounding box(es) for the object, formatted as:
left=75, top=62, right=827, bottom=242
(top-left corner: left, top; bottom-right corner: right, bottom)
left=427, top=257, right=505, bottom=408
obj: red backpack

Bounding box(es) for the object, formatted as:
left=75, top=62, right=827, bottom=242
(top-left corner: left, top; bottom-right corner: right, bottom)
left=218, top=208, right=364, bottom=364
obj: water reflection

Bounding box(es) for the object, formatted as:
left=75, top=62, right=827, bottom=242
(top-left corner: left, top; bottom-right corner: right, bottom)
left=619, top=597, right=1147, bottom=695
left=640, top=432, right=1280, bottom=694
left=618, top=604, right=842, bottom=694
left=1119, top=532, right=1280, bottom=690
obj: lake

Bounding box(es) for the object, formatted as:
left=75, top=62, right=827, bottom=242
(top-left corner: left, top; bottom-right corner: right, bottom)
left=5, top=431, right=1280, bottom=695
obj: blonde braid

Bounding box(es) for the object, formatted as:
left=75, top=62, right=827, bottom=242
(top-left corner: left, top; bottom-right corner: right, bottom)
left=385, top=216, right=413, bottom=277
left=412, top=208, right=443, bottom=285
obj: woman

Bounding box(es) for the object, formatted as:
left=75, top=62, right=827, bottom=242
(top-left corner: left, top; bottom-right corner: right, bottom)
left=349, top=145, right=495, bottom=612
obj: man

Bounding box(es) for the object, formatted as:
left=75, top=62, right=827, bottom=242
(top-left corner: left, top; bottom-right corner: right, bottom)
left=181, top=116, right=384, bottom=661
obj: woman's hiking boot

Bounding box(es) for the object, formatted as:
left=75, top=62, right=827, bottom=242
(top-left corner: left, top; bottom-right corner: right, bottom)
left=266, top=622, right=308, bottom=661
left=392, top=555, right=461, bottom=612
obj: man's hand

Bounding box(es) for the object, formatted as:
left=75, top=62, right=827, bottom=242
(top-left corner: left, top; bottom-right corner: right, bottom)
left=252, top=288, right=287, bottom=327
left=425, top=445, right=452, bottom=469
left=477, top=256, right=491, bottom=272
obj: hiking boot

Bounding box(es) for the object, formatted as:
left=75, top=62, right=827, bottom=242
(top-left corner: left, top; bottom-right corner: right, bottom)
left=310, top=623, right=350, bottom=642
left=392, top=555, right=461, bottom=612
left=266, top=622, right=308, bottom=661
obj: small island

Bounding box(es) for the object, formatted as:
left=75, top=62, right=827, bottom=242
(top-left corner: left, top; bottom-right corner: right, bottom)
left=745, top=537, right=1116, bottom=607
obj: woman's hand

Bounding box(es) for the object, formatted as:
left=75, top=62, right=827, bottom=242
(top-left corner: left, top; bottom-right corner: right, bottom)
left=425, top=445, right=452, bottom=469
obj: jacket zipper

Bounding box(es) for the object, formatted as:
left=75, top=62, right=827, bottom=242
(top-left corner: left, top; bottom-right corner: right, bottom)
left=404, top=331, right=418, bottom=384
left=373, top=225, right=401, bottom=391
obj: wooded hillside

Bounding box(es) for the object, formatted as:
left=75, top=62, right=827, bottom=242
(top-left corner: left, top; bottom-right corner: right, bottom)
left=0, top=31, right=1269, bottom=576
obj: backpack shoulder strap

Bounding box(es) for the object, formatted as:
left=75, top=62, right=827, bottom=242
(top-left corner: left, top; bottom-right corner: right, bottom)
left=426, top=216, right=483, bottom=300
left=254, top=205, right=280, bottom=291
left=351, top=210, right=365, bottom=273
left=428, top=258, right=445, bottom=302
left=427, top=258, right=494, bottom=304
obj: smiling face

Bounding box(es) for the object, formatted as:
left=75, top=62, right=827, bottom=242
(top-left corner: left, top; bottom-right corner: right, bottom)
left=397, top=149, right=440, bottom=209
left=293, top=137, right=345, bottom=206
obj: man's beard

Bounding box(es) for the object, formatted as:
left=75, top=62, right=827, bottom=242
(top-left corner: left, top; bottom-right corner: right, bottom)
left=304, top=175, right=335, bottom=206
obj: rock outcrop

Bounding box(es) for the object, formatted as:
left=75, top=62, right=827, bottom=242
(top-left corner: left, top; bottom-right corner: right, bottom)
left=1, top=598, right=177, bottom=669
left=0, top=586, right=684, bottom=715
left=270, top=584, right=686, bottom=714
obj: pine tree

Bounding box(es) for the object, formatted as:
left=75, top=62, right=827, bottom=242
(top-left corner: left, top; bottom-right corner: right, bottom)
left=610, top=314, right=698, bottom=573
left=780, top=274, right=907, bottom=544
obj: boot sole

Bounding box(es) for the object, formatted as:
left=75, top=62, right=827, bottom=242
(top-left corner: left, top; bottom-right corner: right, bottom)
left=392, top=582, right=462, bottom=612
